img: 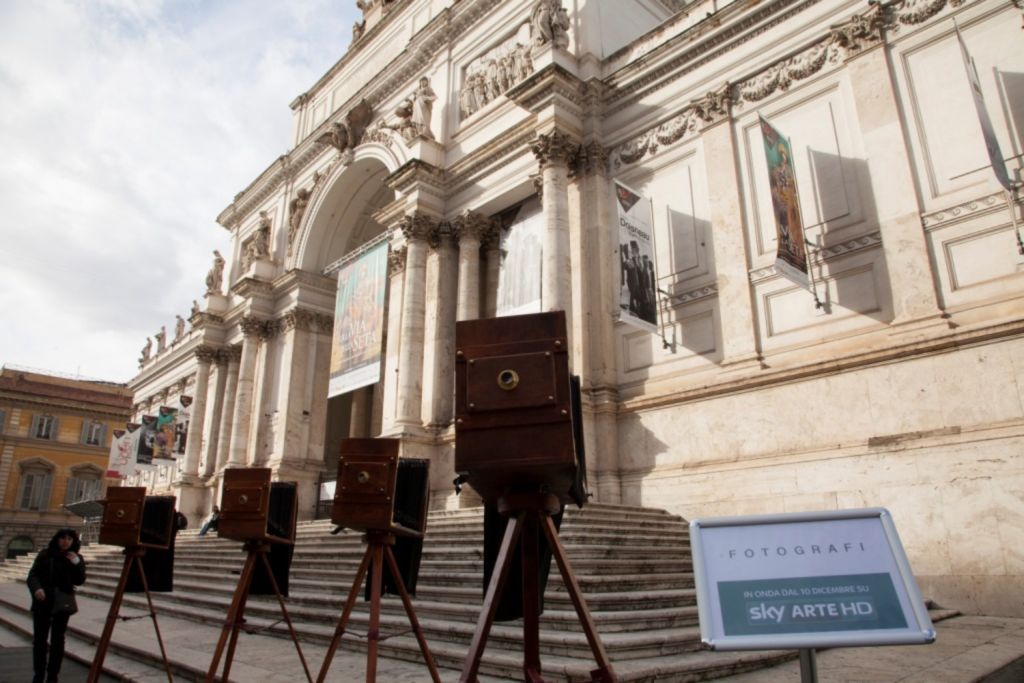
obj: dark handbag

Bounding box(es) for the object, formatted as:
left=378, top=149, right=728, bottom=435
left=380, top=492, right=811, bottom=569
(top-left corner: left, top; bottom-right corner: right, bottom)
left=51, top=588, right=78, bottom=615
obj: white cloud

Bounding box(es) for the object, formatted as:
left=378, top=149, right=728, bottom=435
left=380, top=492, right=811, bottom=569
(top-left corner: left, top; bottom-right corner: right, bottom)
left=0, top=0, right=359, bottom=382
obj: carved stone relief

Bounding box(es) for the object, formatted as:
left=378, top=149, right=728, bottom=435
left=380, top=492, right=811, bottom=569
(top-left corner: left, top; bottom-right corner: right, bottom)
left=458, top=25, right=534, bottom=121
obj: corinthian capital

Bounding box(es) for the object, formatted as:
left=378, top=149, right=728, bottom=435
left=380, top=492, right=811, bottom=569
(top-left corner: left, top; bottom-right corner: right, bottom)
left=452, top=211, right=492, bottom=244
left=531, top=130, right=579, bottom=169
left=388, top=247, right=407, bottom=275
left=194, top=345, right=218, bottom=364
left=400, top=212, right=437, bottom=242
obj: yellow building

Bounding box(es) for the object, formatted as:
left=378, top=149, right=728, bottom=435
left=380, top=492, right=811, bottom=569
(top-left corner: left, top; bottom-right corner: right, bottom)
left=0, top=366, right=131, bottom=558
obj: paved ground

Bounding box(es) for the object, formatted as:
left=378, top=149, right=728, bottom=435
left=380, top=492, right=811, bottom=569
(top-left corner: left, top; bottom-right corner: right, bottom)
left=1, top=577, right=1023, bottom=681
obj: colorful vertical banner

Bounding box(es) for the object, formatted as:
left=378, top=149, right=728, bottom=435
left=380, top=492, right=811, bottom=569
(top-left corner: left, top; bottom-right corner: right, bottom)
left=615, top=180, right=659, bottom=333
left=955, top=24, right=1012, bottom=192
left=154, top=406, right=178, bottom=463
left=107, top=423, right=151, bottom=478
left=328, top=240, right=389, bottom=398
left=173, top=395, right=193, bottom=455
left=137, top=415, right=157, bottom=466
left=759, top=115, right=810, bottom=288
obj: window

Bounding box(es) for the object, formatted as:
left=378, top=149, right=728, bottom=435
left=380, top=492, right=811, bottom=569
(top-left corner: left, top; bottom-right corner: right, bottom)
left=30, top=414, right=58, bottom=440
left=19, top=470, right=53, bottom=511
left=81, top=420, right=106, bottom=446
left=65, top=465, right=104, bottom=504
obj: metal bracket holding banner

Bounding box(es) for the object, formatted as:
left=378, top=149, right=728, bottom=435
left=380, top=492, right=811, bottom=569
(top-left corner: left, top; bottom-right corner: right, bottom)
left=690, top=507, right=935, bottom=664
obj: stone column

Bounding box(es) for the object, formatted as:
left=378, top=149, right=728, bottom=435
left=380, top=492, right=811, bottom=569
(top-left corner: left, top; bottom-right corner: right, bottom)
left=228, top=318, right=264, bottom=467
left=395, top=214, right=433, bottom=427
left=201, top=353, right=228, bottom=477
left=274, top=309, right=315, bottom=463
left=840, top=21, right=946, bottom=331
left=483, top=225, right=501, bottom=318
left=695, top=86, right=763, bottom=369
left=532, top=130, right=577, bottom=313
left=453, top=211, right=489, bottom=321
left=381, top=247, right=406, bottom=432
left=180, top=346, right=215, bottom=478
left=349, top=386, right=371, bottom=438
left=422, top=221, right=458, bottom=426
left=215, top=346, right=241, bottom=473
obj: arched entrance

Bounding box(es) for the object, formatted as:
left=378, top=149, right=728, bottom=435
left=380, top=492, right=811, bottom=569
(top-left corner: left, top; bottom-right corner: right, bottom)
left=295, top=150, right=399, bottom=479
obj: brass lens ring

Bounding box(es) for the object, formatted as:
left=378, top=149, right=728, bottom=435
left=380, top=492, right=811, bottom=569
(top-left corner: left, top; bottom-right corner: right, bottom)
left=238, top=494, right=248, bottom=505
left=497, top=369, right=519, bottom=391
left=357, top=470, right=371, bottom=484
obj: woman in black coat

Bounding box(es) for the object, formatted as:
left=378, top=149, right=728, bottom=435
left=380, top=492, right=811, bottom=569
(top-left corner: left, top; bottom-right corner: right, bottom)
left=26, top=528, right=86, bottom=683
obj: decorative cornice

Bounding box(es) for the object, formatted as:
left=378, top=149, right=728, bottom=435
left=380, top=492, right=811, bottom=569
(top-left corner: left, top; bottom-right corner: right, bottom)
left=610, top=108, right=699, bottom=170
left=922, top=192, right=1016, bottom=230
left=829, top=2, right=887, bottom=55
left=190, top=312, right=224, bottom=332
left=531, top=129, right=579, bottom=168
left=664, top=283, right=719, bottom=306
left=750, top=231, right=882, bottom=282
left=384, top=158, right=446, bottom=194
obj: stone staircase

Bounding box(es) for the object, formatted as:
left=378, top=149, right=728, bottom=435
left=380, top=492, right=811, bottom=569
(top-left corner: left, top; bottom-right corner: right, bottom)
left=0, top=502, right=955, bottom=681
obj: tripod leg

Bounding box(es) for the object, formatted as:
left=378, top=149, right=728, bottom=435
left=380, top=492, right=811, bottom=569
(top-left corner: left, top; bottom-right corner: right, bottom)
left=316, top=544, right=374, bottom=683
left=258, top=549, right=313, bottom=683
left=384, top=545, right=442, bottom=683
left=205, top=550, right=258, bottom=683
left=87, top=552, right=134, bottom=683
left=459, top=514, right=524, bottom=683
left=367, top=543, right=384, bottom=683
left=541, top=515, right=617, bottom=683
left=136, top=552, right=174, bottom=683
left=521, top=512, right=543, bottom=682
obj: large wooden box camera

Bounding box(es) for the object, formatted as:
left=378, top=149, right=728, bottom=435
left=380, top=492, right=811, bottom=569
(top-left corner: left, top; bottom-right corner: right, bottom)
left=218, top=468, right=297, bottom=545
left=455, top=311, right=584, bottom=504
left=98, top=488, right=176, bottom=549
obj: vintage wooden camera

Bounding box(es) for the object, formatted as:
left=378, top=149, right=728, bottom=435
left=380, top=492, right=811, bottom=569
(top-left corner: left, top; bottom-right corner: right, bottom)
left=219, top=467, right=297, bottom=544
left=98, top=488, right=175, bottom=549
left=332, top=438, right=430, bottom=596
left=455, top=310, right=586, bottom=505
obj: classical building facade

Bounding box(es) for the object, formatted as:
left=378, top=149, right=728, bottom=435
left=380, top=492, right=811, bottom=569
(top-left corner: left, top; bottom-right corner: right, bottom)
left=127, top=0, right=1024, bottom=616
left=0, top=367, right=131, bottom=557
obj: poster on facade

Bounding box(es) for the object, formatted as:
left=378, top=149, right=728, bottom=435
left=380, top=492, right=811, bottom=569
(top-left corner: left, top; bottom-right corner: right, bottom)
left=136, top=415, right=157, bottom=466
left=328, top=240, right=389, bottom=398
left=173, top=395, right=192, bottom=455
left=496, top=197, right=543, bottom=317
left=691, top=508, right=935, bottom=651
left=759, top=116, right=810, bottom=288
left=109, top=423, right=152, bottom=478
left=614, top=180, right=659, bottom=333
left=955, top=25, right=1013, bottom=191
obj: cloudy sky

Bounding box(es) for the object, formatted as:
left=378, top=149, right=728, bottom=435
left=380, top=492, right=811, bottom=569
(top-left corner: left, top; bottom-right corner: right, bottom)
left=0, top=0, right=360, bottom=383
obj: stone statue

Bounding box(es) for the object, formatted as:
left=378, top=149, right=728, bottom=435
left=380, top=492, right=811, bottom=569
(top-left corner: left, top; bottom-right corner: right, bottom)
left=246, top=211, right=271, bottom=267
left=288, top=188, right=311, bottom=255
left=531, top=1, right=570, bottom=51
left=155, top=326, right=166, bottom=353
left=411, top=76, right=437, bottom=139
left=140, top=337, right=152, bottom=362
left=317, top=121, right=350, bottom=153
left=352, top=20, right=365, bottom=42
left=174, top=315, right=185, bottom=342
left=191, top=299, right=200, bottom=317
left=205, top=250, right=225, bottom=294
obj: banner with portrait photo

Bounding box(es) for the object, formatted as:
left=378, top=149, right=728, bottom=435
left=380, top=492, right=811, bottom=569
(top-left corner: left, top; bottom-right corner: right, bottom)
left=615, top=180, right=659, bottom=333
left=759, top=116, right=809, bottom=288
left=328, top=240, right=389, bottom=398
left=173, top=395, right=193, bottom=455
left=136, top=415, right=157, bottom=466
left=153, top=406, right=178, bottom=464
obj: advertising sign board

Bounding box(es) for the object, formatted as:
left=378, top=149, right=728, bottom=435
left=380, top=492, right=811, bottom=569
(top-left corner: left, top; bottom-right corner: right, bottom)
left=691, top=509, right=935, bottom=650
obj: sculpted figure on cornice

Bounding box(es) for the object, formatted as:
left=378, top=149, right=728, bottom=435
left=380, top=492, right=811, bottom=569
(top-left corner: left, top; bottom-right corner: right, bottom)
left=190, top=299, right=200, bottom=317
left=140, top=337, right=152, bottom=364
left=317, top=121, right=350, bottom=154
left=288, top=188, right=311, bottom=256
left=244, top=211, right=272, bottom=269
left=205, top=250, right=225, bottom=294
left=412, top=77, right=437, bottom=140
left=174, top=315, right=186, bottom=342
left=459, top=32, right=534, bottom=120
left=531, top=0, right=570, bottom=52
left=155, top=326, right=166, bottom=353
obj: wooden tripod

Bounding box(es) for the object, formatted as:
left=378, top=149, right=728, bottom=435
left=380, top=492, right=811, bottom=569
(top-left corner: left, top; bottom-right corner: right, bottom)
left=87, top=547, right=173, bottom=683
left=205, top=539, right=312, bottom=683
left=459, top=493, right=617, bottom=683
left=316, top=529, right=441, bottom=683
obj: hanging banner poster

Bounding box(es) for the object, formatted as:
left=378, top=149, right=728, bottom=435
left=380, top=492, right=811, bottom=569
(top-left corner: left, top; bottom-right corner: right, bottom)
left=328, top=240, right=389, bottom=398
left=496, top=197, right=543, bottom=317
left=614, top=180, right=659, bottom=333
left=136, top=415, right=157, bottom=466
left=759, top=116, right=810, bottom=288
left=955, top=25, right=1013, bottom=191
left=691, top=508, right=935, bottom=651
left=173, top=395, right=193, bottom=455
left=107, top=428, right=135, bottom=478
left=152, top=406, right=178, bottom=463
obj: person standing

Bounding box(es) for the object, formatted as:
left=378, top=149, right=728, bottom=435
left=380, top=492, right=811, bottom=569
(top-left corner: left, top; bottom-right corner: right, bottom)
left=27, top=528, right=86, bottom=683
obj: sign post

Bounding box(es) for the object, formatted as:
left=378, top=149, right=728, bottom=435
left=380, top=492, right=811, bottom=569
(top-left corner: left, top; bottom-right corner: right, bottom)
left=691, top=508, right=934, bottom=681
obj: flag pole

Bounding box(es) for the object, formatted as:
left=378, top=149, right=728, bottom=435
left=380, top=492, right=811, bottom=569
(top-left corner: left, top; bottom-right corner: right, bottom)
left=787, top=133, right=824, bottom=311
